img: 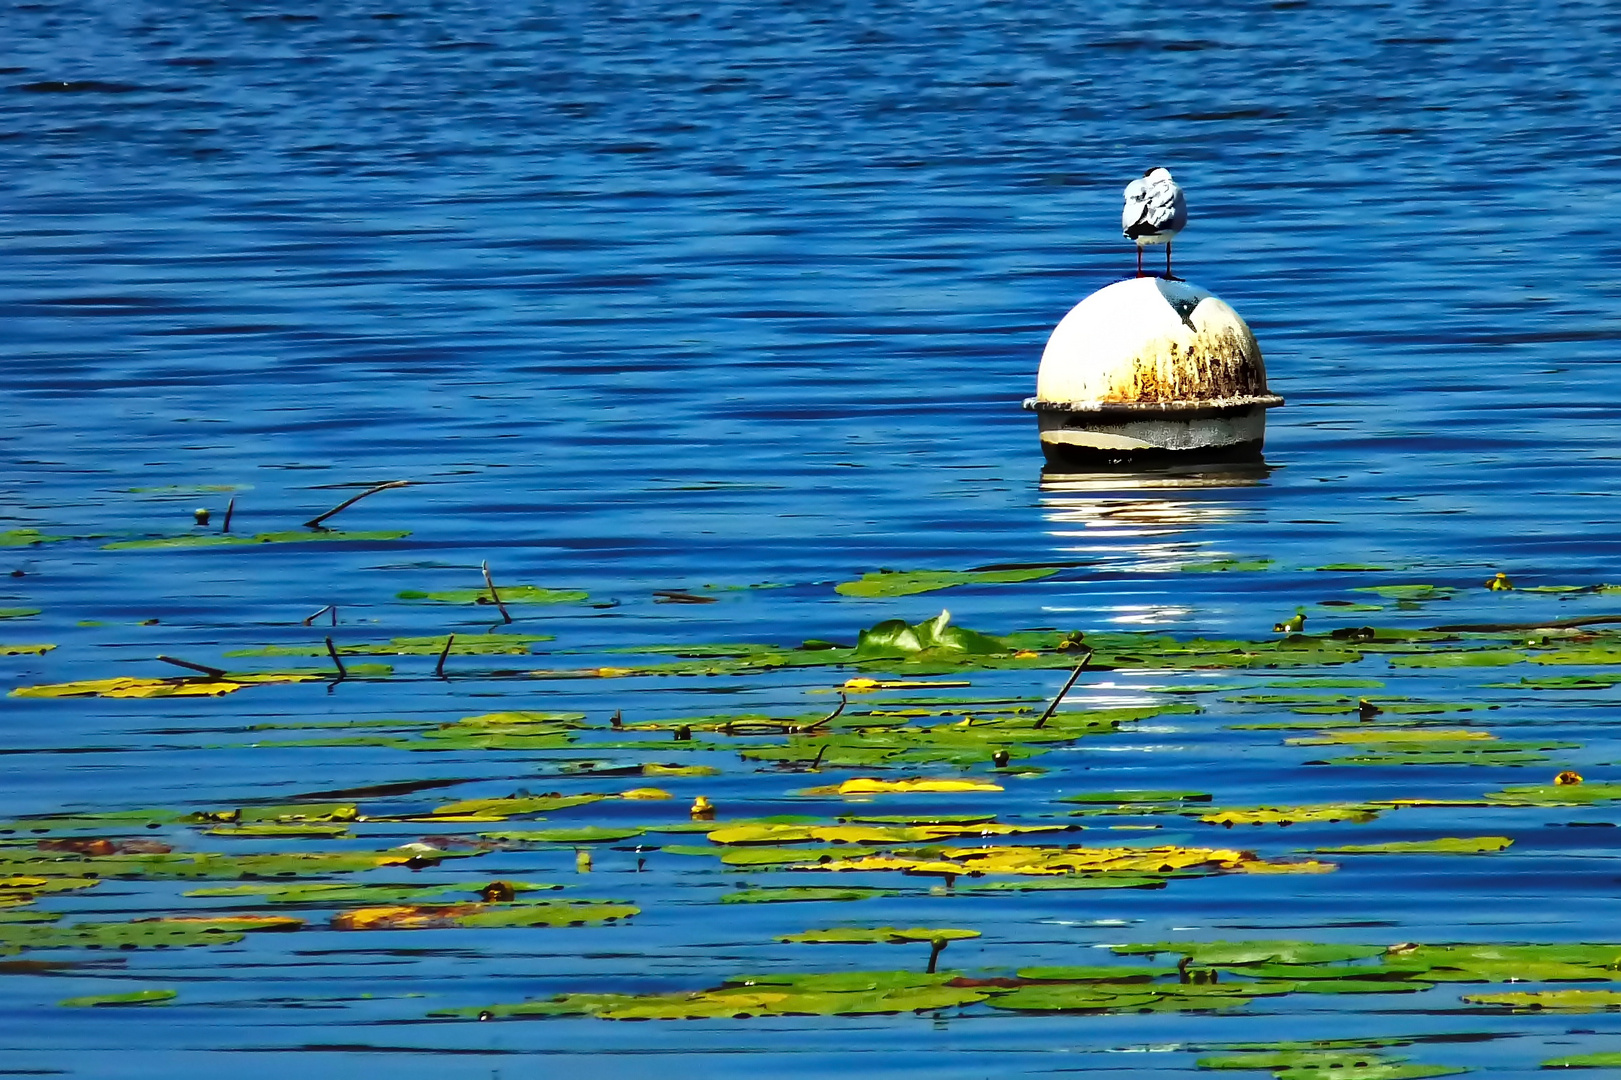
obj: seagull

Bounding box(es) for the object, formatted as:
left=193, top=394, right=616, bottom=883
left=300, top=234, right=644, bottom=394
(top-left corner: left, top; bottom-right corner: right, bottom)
left=1122, top=167, right=1187, bottom=279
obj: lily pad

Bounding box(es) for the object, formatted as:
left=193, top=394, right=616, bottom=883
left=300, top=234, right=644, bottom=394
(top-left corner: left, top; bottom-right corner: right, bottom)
left=1180, top=558, right=1274, bottom=573
left=0, top=644, right=54, bottom=656
left=9, top=671, right=332, bottom=699
left=397, top=585, right=588, bottom=605
left=853, top=610, right=1008, bottom=659
left=720, top=887, right=895, bottom=904
left=1196, top=1049, right=1464, bottom=1078
left=835, top=568, right=1057, bottom=598
left=1543, top=1053, right=1621, bottom=1068
left=104, top=530, right=410, bottom=550
left=332, top=899, right=637, bottom=930
left=1200, top=804, right=1380, bottom=826
left=0, top=609, right=41, bottom=620
left=1312, top=837, right=1512, bottom=855
left=1484, top=783, right=1621, bottom=806
left=59, top=989, right=176, bottom=1007
left=1463, top=988, right=1621, bottom=1011
left=779, top=927, right=980, bottom=944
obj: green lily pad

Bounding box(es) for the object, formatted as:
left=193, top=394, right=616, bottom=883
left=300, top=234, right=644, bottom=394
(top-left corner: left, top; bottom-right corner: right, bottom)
left=1114, top=941, right=1388, bottom=966
left=1059, top=790, right=1213, bottom=804
left=1200, top=803, right=1380, bottom=826
left=59, top=989, right=176, bottom=1007
left=1490, top=675, right=1620, bottom=690
left=835, top=568, right=1057, bottom=598
left=1312, top=837, right=1512, bottom=855
left=0, top=915, right=301, bottom=954
left=397, top=585, right=588, bottom=605
left=1484, top=782, right=1621, bottom=806
left=228, top=634, right=556, bottom=658
left=0, top=644, right=54, bottom=656
left=853, top=610, right=1009, bottom=659
left=104, top=530, right=410, bottom=550
left=720, top=887, right=895, bottom=904
left=1350, top=585, right=1458, bottom=601
left=1543, top=1053, right=1621, bottom=1068
left=0, top=530, right=66, bottom=547
left=779, top=926, right=980, bottom=944
left=1463, top=988, right=1621, bottom=1011
left=0, top=609, right=40, bottom=620
left=426, top=794, right=607, bottom=819
left=1196, top=1049, right=1465, bottom=1078
left=479, top=827, right=645, bottom=844
left=1180, top=558, right=1274, bottom=573
left=185, top=880, right=561, bottom=904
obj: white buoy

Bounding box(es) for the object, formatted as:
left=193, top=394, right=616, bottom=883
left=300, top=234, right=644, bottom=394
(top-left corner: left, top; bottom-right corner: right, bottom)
left=1023, top=277, right=1282, bottom=466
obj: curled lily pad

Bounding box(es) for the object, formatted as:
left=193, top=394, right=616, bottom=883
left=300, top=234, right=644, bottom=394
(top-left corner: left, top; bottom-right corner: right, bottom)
left=835, top=568, right=1057, bottom=598
left=59, top=989, right=176, bottom=1007
left=853, top=610, right=1008, bottom=659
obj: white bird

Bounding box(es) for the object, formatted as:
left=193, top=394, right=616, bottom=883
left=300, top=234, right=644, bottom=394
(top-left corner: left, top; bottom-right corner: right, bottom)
left=1122, top=167, right=1187, bottom=279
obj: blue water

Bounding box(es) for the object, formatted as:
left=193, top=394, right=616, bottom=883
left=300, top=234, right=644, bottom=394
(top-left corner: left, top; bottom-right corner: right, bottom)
left=5, top=0, right=1621, bottom=1075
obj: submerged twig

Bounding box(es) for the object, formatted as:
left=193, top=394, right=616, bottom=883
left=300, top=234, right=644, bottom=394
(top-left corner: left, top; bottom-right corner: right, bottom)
left=435, top=633, right=455, bottom=678
left=302, top=604, right=336, bottom=627
left=156, top=655, right=226, bottom=679
left=1032, top=649, right=1093, bottom=730
left=303, top=480, right=409, bottom=529
left=222, top=496, right=236, bottom=533
left=799, top=693, right=847, bottom=733
left=325, top=637, right=347, bottom=680
left=481, top=560, right=513, bottom=624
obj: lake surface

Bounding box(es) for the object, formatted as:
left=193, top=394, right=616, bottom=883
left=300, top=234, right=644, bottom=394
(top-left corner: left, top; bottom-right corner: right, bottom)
left=5, top=1, right=1621, bottom=1076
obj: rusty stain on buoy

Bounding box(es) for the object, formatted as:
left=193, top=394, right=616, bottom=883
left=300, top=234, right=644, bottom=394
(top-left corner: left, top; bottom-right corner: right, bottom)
left=1024, top=277, right=1282, bottom=466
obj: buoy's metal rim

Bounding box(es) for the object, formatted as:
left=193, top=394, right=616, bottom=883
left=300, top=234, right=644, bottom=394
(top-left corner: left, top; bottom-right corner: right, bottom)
left=1022, top=394, right=1284, bottom=417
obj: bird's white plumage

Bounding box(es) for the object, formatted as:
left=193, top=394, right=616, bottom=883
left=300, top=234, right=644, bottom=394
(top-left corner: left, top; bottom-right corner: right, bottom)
left=1122, top=167, right=1187, bottom=246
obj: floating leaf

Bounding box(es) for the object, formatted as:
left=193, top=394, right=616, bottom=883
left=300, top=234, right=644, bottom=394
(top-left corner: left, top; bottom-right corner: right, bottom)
left=0, top=644, right=54, bottom=656
left=705, top=821, right=1067, bottom=846
left=186, top=881, right=560, bottom=904
left=104, top=530, right=410, bottom=550
left=1196, top=1049, right=1465, bottom=1078
left=720, top=887, right=895, bottom=904
left=397, top=585, right=588, bottom=605
left=480, top=827, right=645, bottom=844
left=332, top=899, right=637, bottom=930
left=1059, top=790, right=1213, bottom=805
left=1463, top=989, right=1621, bottom=1011
left=779, top=927, right=980, bottom=944
left=0, top=915, right=301, bottom=954
left=427, top=794, right=606, bottom=819
left=1312, top=837, right=1512, bottom=855
left=10, top=671, right=327, bottom=699
left=1484, top=783, right=1621, bottom=806
left=1180, top=558, right=1274, bottom=573
left=1350, top=585, right=1458, bottom=601
left=0, top=609, right=41, bottom=620
left=853, top=611, right=1008, bottom=659
left=1200, top=804, right=1379, bottom=826
left=799, top=778, right=1004, bottom=796
left=229, top=634, right=555, bottom=658
left=59, top=989, right=176, bottom=1008
left=1543, top=1053, right=1621, bottom=1068
left=835, top=568, right=1057, bottom=598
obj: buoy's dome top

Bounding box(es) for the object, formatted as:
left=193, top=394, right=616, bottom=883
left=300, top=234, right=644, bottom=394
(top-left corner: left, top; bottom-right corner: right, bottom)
left=1033, top=277, right=1276, bottom=411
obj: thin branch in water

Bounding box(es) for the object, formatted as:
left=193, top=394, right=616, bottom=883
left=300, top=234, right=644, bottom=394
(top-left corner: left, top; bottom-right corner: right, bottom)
left=325, top=637, right=347, bottom=680
left=302, top=604, right=337, bottom=627
left=1032, top=649, right=1093, bottom=730
left=222, top=496, right=236, bottom=533
left=810, top=743, right=828, bottom=769
left=156, top=655, right=226, bottom=679
left=435, top=633, right=455, bottom=678
left=303, top=480, right=409, bottom=529
left=800, top=693, right=847, bottom=733
left=481, top=560, right=513, bottom=624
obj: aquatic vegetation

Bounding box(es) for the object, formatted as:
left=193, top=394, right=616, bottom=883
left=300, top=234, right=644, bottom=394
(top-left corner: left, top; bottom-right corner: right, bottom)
left=0, top=915, right=301, bottom=954
left=1544, top=1053, right=1621, bottom=1068
left=59, top=989, right=177, bottom=1007
left=779, top=926, right=980, bottom=944
left=0, top=644, right=53, bottom=656
left=834, top=568, right=1058, bottom=597
left=1196, top=1048, right=1465, bottom=1078
left=9, top=669, right=365, bottom=699
left=1199, top=803, right=1381, bottom=826
left=228, top=633, right=556, bottom=657
left=331, top=898, right=638, bottom=930
left=1311, top=837, right=1513, bottom=855
left=0, top=608, right=41, bottom=619
left=103, top=529, right=410, bottom=550
left=0, top=529, right=66, bottom=547
left=398, top=585, right=589, bottom=605
left=1463, top=989, right=1621, bottom=1011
